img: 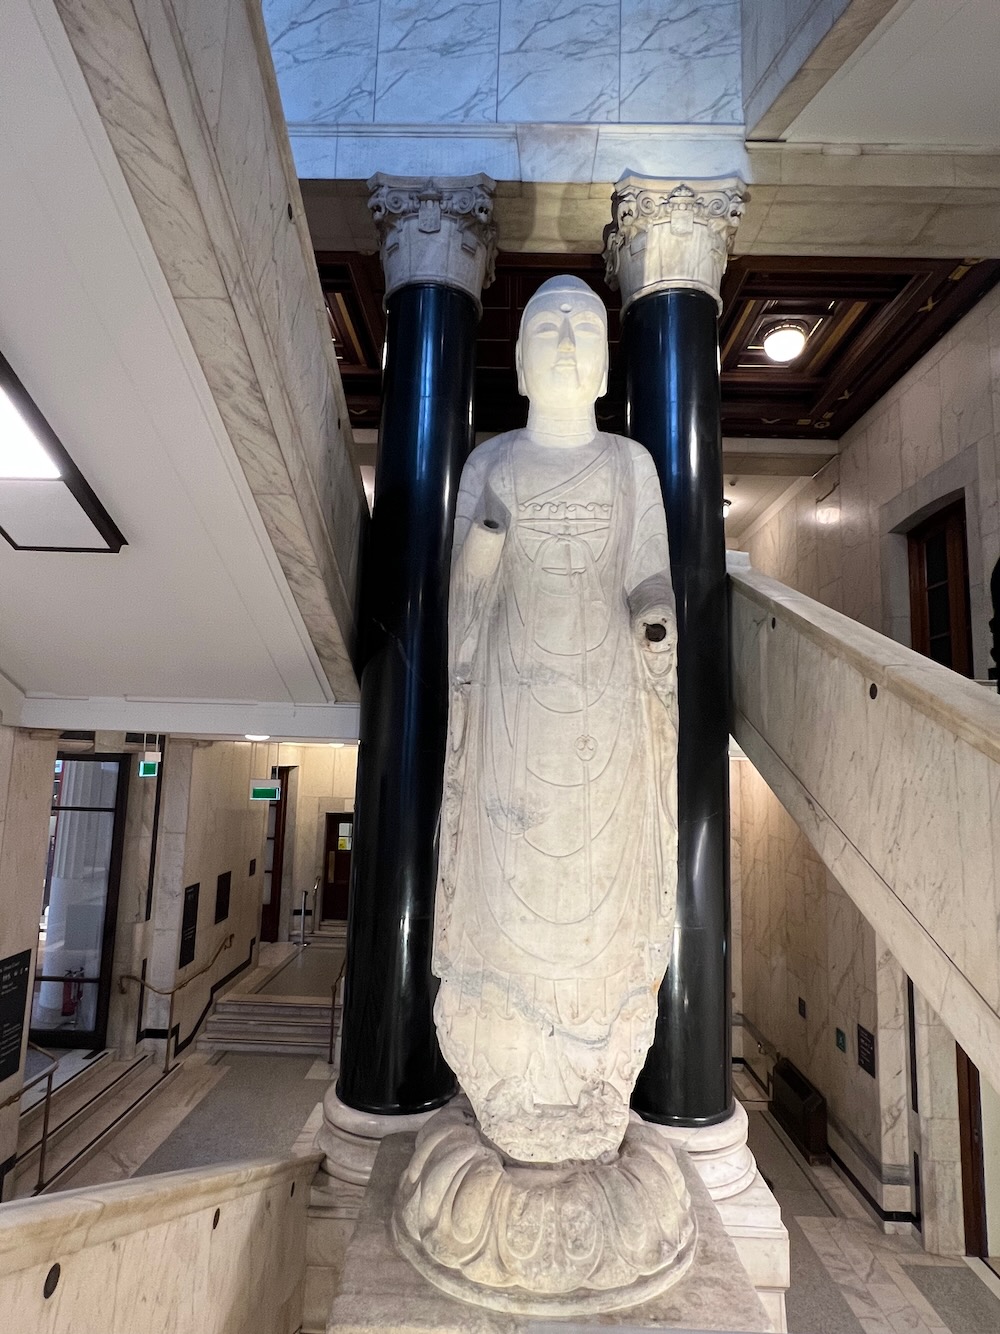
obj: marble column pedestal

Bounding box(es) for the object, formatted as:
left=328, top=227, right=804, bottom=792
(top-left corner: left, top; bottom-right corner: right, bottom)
left=647, top=1103, right=789, bottom=1332
left=329, top=1132, right=773, bottom=1333
left=303, top=1093, right=448, bottom=1334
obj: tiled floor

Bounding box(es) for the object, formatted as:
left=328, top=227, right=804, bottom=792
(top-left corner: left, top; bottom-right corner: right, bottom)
left=734, top=1068, right=1000, bottom=1334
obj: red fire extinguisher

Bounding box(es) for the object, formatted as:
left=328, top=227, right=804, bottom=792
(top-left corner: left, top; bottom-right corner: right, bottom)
left=61, top=970, right=83, bottom=1017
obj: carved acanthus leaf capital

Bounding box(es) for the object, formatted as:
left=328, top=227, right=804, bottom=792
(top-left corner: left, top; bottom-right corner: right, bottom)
left=604, top=176, right=748, bottom=313
left=367, top=172, right=497, bottom=309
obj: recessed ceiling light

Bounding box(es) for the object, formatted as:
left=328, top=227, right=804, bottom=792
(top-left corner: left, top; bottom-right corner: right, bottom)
left=723, top=498, right=733, bottom=518
left=763, top=322, right=809, bottom=364
left=0, top=385, right=60, bottom=479
left=245, top=733, right=270, bottom=741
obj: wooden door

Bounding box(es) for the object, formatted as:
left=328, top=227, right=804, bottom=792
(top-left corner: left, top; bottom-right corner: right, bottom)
left=322, top=812, right=353, bottom=921
left=957, top=1043, right=988, bottom=1256
left=908, top=500, right=974, bottom=676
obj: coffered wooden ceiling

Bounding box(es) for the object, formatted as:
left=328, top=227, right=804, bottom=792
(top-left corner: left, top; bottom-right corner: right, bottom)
left=317, top=252, right=1000, bottom=442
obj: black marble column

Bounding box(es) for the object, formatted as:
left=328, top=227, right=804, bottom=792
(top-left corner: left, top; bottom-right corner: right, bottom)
left=335, top=173, right=496, bottom=1118
left=605, top=175, right=746, bottom=1128
left=623, top=287, right=732, bottom=1127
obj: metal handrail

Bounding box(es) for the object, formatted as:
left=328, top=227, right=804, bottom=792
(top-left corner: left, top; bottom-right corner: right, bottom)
left=118, top=933, right=235, bottom=1073
left=327, top=953, right=347, bottom=1067
left=1, top=1041, right=60, bottom=1194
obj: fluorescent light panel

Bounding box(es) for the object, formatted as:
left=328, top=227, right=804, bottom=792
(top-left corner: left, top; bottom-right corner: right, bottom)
left=0, top=352, right=125, bottom=553
left=0, top=385, right=60, bottom=478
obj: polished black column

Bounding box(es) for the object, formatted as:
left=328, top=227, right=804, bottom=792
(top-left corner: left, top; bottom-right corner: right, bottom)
left=624, top=287, right=732, bottom=1127
left=336, top=283, right=477, bottom=1115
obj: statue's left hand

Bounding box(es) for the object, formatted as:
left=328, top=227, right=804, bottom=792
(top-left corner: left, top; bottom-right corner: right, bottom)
left=635, top=607, right=675, bottom=655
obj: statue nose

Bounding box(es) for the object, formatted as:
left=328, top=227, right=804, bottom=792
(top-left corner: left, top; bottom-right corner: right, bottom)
left=558, top=318, right=575, bottom=353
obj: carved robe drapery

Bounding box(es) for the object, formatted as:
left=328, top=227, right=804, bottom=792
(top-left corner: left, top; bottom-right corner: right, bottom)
left=433, top=431, right=678, bottom=1163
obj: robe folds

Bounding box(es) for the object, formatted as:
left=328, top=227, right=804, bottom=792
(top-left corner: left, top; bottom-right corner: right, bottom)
left=433, top=431, right=678, bottom=1162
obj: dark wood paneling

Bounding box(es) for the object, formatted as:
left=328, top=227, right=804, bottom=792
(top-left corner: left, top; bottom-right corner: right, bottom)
left=315, top=251, right=1000, bottom=441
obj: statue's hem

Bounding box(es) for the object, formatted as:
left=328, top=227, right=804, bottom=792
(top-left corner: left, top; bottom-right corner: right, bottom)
left=390, top=1212, right=698, bottom=1318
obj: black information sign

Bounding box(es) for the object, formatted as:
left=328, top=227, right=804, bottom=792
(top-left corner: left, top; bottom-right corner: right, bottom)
left=179, top=883, right=200, bottom=968
left=214, top=871, right=231, bottom=925
left=857, top=1023, right=877, bottom=1078
left=0, top=950, right=32, bottom=1083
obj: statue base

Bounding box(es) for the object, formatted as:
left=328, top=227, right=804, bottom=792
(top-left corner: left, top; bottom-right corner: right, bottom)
left=392, top=1104, right=695, bottom=1316
left=328, top=1128, right=772, bottom=1331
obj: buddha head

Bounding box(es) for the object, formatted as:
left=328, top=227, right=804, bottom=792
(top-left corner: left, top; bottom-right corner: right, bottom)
left=516, top=276, right=609, bottom=412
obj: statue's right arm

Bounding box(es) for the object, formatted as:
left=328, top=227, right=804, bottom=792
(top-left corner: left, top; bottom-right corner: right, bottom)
left=450, top=445, right=508, bottom=682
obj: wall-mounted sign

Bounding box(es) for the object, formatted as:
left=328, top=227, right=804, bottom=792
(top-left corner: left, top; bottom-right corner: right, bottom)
left=137, top=760, right=159, bottom=778
left=857, top=1023, right=876, bottom=1077
left=0, top=950, right=32, bottom=1082
left=250, top=780, right=280, bottom=802
left=179, top=883, right=199, bottom=968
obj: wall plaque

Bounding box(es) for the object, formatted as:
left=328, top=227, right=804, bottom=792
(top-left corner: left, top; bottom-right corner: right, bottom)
left=857, top=1023, right=876, bottom=1077
left=179, top=883, right=200, bottom=968
left=0, top=950, right=32, bottom=1083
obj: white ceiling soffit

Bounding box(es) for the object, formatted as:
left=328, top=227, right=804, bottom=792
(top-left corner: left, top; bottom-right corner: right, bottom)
left=0, top=0, right=337, bottom=719
left=786, top=0, right=1000, bottom=146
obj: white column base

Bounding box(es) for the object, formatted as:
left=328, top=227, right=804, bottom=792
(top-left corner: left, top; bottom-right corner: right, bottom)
left=646, top=1101, right=789, bottom=1332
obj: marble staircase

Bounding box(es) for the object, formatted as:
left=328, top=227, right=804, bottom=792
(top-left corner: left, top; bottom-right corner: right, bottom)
left=198, top=994, right=340, bottom=1057
left=729, top=554, right=1000, bottom=1133
left=13, top=1053, right=177, bottom=1197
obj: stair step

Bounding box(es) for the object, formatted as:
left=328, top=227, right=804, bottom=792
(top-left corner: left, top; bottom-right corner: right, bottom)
left=16, top=1055, right=152, bottom=1164
left=13, top=1058, right=177, bottom=1195
left=18, top=1050, right=113, bottom=1138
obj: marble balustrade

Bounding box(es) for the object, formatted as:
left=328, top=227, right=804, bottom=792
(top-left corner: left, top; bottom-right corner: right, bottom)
left=0, top=1153, right=320, bottom=1332
left=730, top=557, right=1000, bottom=1121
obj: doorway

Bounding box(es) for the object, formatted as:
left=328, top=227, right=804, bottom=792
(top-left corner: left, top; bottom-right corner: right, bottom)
left=907, top=498, right=974, bottom=675
left=321, top=812, right=353, bottom=921
left=259, top=766, right=291, bottom=942
left=29, top=754, right=128, bottom=1049
left=957, top=1044, right=989, bottom=1256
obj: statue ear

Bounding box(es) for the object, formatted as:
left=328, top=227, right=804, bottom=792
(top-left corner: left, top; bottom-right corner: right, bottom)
left=515, top=339, right=526, bottom=396
left=599, top=348, right=609, bottom=399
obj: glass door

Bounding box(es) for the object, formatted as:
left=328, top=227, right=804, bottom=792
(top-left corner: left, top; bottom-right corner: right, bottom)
left=29, top=754, right=128, bottom=1049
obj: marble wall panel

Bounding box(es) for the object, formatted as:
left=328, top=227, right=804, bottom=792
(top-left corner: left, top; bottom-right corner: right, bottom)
left=264, top=0, right=379, bottom=124
left=620, top=0, right=742, bottom=124
left=376, top=0, right=499, bottom=123
left=0, top=1156, right=317, bottom=1332
left=498, top=0, right=620, bottom=123
left=145, top=741, right=271, bottom=1049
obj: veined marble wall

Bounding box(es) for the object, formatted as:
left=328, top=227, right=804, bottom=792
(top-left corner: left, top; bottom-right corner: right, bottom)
left=741, top=0, right=849, bottom=130
left=742, top=280, right=1000, bottom=675
left=736, top=758, right=909, bottom=1212
left=0, top=728, right=59, bottom=1202
left=262, top=1, right=743, bottom=129
left=145, top=741, right=271, bottom=1051
left=734, top=280, right=1000, bottom=1245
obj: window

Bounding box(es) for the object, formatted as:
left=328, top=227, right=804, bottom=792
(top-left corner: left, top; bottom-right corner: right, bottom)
left=907, top=499, right=974, bottom=677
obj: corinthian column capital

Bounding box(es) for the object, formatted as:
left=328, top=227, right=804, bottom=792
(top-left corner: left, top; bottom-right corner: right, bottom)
left=367, top=173, right=498, bottom=310
left=604, top=176, right=748, bottom=314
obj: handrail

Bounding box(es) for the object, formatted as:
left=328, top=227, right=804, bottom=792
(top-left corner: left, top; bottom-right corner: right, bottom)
left=1, top=1042, right=61, bottom=1195
left=327, top=953, right=347, bottom=1067
left=118, top=933, right=235, bottom=1073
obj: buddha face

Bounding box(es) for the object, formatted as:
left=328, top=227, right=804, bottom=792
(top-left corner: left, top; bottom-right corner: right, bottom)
left=516, top=285, right=609, bottom=411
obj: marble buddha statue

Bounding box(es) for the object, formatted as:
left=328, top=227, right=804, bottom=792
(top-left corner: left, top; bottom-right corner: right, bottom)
left=432, top=275, right=679, bottom=1164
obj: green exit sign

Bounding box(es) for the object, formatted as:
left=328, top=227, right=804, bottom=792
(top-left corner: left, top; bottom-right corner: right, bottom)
left=137, top=760, right=159, bottom=778
left=250, top=781, right=280, bottom=802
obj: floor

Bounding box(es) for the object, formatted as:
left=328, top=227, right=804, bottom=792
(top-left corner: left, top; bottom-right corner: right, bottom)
left=259, top=942, right=345, bottom=998
left=734, top=1068, right=1000, bottom=1334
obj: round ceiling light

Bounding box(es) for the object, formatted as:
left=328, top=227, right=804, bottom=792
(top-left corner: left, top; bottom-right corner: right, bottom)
left=245, top=733, right=270, bottom=741
left=763, top=321, right=808, bottom=364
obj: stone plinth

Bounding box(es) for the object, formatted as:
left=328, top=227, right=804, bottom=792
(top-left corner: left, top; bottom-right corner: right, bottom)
left=328, top=1134, right=772, bottom=1333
